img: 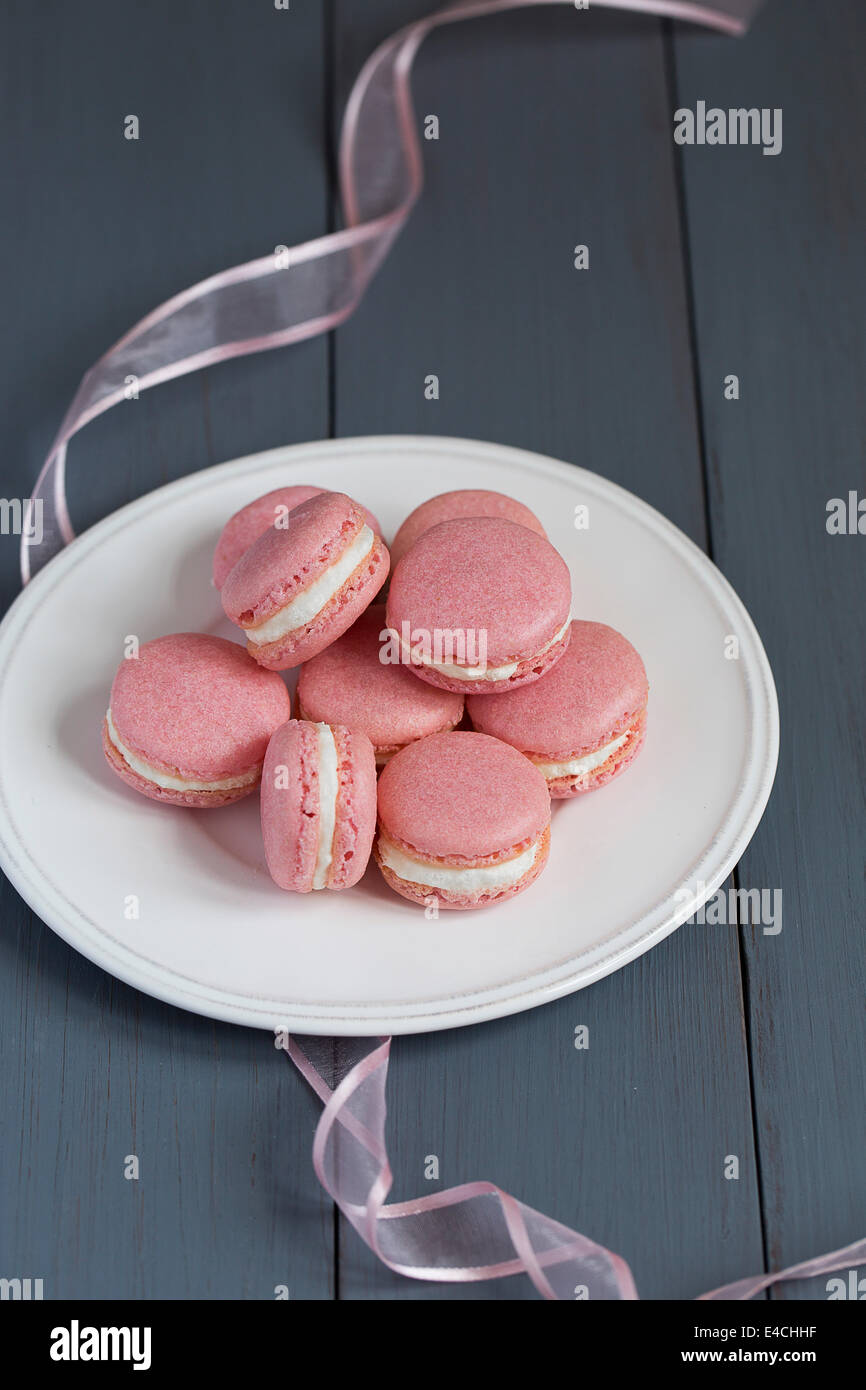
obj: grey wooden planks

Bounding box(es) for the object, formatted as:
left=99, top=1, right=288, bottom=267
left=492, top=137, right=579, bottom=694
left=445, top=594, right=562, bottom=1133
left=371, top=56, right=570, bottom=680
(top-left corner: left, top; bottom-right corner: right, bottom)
left=673, top=0, right=866, bottom=1299
left=332, top=0, right=764, bottom=1298
left=0, top=0, right=334, bottom=1298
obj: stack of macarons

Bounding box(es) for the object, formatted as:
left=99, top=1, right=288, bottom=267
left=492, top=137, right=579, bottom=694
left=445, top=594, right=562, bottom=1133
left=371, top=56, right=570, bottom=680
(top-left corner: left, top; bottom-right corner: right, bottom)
left=103, top=484, right=648, bottom=910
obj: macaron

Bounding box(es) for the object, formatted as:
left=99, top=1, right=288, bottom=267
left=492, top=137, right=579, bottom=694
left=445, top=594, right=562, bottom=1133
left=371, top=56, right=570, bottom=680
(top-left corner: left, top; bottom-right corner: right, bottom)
left=261, top=719, right=377, bottom=891
left=221, top=491, right=390, bottom=670
left=467, top=621, right=648, bottom=797
left=390, top=489, right=546, bottom=568
left=375, top=730, right=551, bottom=910
left=103, top=633, right=292, bottom=807
left=296, top=605, right=464, bottom=765
left=385, top=516, right=571, bottom=694
left=213, top=485, right=383, bottom=589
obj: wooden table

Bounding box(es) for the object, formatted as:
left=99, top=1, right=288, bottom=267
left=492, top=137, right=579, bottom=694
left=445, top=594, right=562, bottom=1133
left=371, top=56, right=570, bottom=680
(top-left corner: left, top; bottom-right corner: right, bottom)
left=1, top=0, right=863, bottom=1300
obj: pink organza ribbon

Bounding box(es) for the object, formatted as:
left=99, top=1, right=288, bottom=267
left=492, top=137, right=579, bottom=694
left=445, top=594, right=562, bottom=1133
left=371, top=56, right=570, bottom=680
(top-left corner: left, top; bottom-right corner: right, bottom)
left=24, top=0, right=853, bottom=1305
left=283, top=1034, right=865, bottom=1301
left=20, top=0, right=763, bottom=582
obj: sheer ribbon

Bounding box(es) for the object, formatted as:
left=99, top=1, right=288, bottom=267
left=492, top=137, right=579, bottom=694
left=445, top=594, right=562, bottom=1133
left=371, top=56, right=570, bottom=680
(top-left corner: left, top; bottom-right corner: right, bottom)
left=20, top=0, right=762, bottom=581
left=284, top=1034, right=865, bottom=1301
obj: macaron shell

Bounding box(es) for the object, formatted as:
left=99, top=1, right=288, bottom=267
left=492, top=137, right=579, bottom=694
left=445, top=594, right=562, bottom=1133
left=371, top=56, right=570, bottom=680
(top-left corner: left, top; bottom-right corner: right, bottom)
left=546, top=712, right=646, bottom=798
left=296, top=605, right=463, bottom=754
left=108, top=632, right=292, bottom=782
left=244, top=533, right=389, bottom=670
left=390, top=489, right=546, bottom=569
left=466, top=620, right=649, bottom=760
left=222, top=492, right=372, bottom=626
left=374, top=824, right=550, bottom=910
left=261, top=720, right=321, bottom=891
left=102, top=720, right=256, bottom=808
left=386, top=516, right=571, bottom=677
left=329, top=725, right=377, bottom=890
left=260, top=719, right=377, bottom=892
left=213, top=485, right=382, bottom=589
left=376, top=730, right=550, bottom=862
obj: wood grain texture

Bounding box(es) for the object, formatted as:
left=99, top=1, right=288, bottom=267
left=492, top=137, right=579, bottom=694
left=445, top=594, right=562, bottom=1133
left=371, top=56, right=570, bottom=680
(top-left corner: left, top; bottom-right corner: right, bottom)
left=0, top=0, right=334, bottom=1299
left=332, top=0, right=763, bottom=1299
left=673, top=0, right=866, bottom=1300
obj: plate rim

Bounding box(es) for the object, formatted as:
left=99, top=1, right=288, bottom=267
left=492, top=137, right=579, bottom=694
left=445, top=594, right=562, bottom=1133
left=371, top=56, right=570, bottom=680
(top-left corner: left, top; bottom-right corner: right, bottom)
left=0, top=435, right=779, bottom=1034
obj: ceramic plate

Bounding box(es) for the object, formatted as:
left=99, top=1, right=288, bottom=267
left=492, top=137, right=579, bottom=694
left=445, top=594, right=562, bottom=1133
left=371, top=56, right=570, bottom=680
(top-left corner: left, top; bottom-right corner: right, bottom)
left=0, top=436, right=778, bottom=1034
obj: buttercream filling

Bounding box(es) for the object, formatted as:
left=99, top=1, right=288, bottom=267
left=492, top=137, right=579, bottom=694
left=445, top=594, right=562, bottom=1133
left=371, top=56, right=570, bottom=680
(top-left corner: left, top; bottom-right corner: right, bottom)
left=399, top=617, right=570, bottom=682
left=297, top=705, right=459, bottom=767
left=299, top=701, right=399, bottom=766
left=532, top=730, right=629, bottom=780
left=312, top=723, right=340, bottom=890
left=246, top=525, right=375, bottom=646
left=298, top=725, right=400, bottom=769
left=105, top=709, right=259, bottom=792
left=378, top=832, right=541, bottom=894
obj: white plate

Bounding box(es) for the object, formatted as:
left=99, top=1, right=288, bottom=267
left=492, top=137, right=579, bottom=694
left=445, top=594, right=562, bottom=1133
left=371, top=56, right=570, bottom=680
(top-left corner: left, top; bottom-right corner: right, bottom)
left=0, top=437, right=778, bottom=1035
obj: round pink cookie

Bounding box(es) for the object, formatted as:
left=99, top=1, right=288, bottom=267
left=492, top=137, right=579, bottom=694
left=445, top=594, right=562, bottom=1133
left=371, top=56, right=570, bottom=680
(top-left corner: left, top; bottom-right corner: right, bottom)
left=103, top=633, right=292, bottom=807
left=375, top=730, right=551, bottom=910
left=467, top=621, right=648, bottom=797
left=213, top=486, right=383, bottom=589
left=222, top=491, right=390, bottom=670
left=261, top=719, right=377, bottom=891
left=386, top=517, right=571, bottom=694
left=296, top=605, right=464, bottom=764
left=390, top=489, right=546, bottom=568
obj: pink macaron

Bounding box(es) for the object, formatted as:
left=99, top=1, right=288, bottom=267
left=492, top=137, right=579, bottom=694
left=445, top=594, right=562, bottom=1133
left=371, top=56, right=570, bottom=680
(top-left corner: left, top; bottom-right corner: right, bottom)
left=213, top=485, right=383, bottom=589
left=467, top=621, right=648, bottom=797
left=261, top=719, right=377, bottom=891
left=296, top=604, right=464, bottom=765
left=390, top=488, right=546, bottom=568
left=103, top=633, right=292, bottom=807
left=385, top=516, right=571, bottom=694
left=221, top=491, right=390, bottom=670
left=375, top=730, right=551, bottom=910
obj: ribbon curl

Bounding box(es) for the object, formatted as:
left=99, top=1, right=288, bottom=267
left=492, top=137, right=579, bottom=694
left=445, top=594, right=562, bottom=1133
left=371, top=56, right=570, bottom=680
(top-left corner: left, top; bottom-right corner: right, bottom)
left=21, top=0, right=762, bottom=582
left=284, top=1034, right=865, bottom=1301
